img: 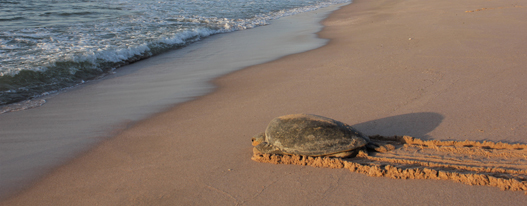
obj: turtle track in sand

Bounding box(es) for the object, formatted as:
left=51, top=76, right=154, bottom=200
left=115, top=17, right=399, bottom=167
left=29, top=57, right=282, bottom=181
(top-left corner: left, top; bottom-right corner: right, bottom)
left=252, top=135, right=527, bottom=194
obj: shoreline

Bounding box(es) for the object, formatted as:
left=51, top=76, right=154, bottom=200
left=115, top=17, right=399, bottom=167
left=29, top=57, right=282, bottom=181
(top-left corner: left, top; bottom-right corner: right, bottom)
left=0, top=3, right=347, bottom=201
left=3, top=0, right=527, bottom=204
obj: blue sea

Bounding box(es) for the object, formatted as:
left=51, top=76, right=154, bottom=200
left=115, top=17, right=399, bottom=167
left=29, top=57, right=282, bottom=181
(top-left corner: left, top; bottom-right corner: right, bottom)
left=0, top=0, right=350, bottom=106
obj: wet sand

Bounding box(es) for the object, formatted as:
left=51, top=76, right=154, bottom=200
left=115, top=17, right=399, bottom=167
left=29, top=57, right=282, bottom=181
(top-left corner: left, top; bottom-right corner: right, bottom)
left=2, top=0, right=527, bottom=205
left=0, top=4, right=338, bottom=199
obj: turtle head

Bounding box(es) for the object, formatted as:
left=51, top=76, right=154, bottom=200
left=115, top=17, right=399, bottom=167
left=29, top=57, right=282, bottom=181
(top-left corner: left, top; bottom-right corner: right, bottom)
left=252, top=132, right=285, bottom=155
left=251, top=132, right=266, bottom=146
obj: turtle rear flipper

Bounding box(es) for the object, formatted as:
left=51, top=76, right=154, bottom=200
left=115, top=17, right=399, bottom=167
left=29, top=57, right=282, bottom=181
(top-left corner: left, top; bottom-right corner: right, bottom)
left=327, top=149, right=360, bottom=158
left=366, top=142, right=395, bottom=153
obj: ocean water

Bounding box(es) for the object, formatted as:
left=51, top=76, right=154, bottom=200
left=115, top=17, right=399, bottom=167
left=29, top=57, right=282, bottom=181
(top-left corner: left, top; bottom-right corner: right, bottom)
left=0, top=1, right=350, bottom=199
left=0, top=0, right=350, bottom=106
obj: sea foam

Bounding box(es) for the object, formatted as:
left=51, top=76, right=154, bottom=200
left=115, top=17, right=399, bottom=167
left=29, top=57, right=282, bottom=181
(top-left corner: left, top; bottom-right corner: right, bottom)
left=0, top=0, right=351, bottom=106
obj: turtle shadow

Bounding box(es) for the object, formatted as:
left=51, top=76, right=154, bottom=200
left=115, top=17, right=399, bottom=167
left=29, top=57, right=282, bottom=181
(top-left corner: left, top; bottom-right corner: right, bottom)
left=351, top=112, right=444, bottom=140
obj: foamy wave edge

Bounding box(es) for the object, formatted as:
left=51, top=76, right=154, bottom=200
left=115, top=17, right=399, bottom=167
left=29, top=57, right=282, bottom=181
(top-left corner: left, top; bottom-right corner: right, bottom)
left=0, top=0, right=351, bottom=108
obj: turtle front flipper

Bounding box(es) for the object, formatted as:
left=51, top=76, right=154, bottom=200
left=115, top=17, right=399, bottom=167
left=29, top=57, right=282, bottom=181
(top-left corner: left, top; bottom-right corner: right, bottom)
left=253, top=142, right=285, bottom=156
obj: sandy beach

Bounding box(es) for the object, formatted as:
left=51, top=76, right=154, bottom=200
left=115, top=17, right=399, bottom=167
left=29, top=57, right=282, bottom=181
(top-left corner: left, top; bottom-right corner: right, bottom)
left=2, top=0, right=527, bottom=205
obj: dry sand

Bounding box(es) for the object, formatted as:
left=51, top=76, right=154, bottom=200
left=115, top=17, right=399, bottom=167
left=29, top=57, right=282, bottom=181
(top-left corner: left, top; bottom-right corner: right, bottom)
left=2, top=0, right=527, bottom=205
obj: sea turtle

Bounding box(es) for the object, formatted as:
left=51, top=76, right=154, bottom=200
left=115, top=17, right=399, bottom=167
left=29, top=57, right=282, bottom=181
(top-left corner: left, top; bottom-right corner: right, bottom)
left=252, top=114, right=376, bottom=158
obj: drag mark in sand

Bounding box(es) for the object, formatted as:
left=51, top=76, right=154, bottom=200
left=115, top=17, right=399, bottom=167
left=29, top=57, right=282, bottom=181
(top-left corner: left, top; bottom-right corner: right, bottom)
left=465, top=5, right=525, bottom=13
left=252, top=136, right=527, bottom=194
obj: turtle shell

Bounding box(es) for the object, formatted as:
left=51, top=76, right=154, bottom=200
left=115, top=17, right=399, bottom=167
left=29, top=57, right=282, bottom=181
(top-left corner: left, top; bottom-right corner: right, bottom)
left=265, top=114, right=369, bottom=156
